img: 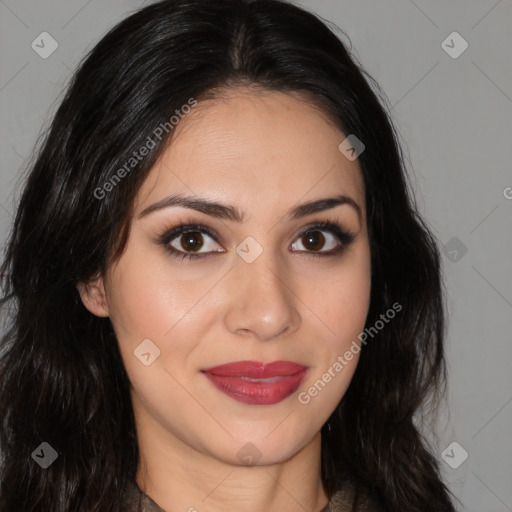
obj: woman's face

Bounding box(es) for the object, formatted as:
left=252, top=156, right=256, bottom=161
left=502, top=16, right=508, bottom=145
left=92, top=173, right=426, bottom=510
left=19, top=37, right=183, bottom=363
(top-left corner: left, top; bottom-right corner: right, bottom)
left=81, top=88, right=371, bottom=466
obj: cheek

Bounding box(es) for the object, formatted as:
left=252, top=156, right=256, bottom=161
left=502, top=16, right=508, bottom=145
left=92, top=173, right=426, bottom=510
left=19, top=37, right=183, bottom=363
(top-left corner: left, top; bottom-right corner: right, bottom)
left=107, top=252, right=205, bottom=340
left=105, top=248, right=218, bottom=387
left=297, top=252, right=370, bottom=411
left=296, top=262, right=370, bottom=413
left=308, top=254, right=371, bottom=350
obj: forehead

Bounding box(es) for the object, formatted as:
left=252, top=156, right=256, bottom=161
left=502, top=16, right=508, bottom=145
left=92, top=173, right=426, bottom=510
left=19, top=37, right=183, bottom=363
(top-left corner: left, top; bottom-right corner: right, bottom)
left=134, top=88, right=366, bottom=221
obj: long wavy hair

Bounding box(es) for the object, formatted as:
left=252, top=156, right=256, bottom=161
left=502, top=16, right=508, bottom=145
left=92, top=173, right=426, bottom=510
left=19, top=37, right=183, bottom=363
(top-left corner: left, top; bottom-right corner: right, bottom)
left=0, top=0, right=457, bottom=510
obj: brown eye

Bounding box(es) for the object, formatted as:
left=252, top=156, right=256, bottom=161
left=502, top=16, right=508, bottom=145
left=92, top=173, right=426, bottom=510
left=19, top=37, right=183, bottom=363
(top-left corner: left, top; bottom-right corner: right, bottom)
left=291, top=228, right=340, bottom=253
left=289, top=221, right=355, bottom=257
left=170, top=230, right=220, bottom=254
left=178, top=232, right=204, bottom=252
left=160, top=221, right=354, bottom=261
left=164, top=225, right=224, bottom=259
left=301, top=230, right=326, bottom=252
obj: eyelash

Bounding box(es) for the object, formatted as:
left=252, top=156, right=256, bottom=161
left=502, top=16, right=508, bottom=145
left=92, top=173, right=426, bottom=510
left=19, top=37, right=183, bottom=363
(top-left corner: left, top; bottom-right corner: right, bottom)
left=157, top=218, right=356, bottom=261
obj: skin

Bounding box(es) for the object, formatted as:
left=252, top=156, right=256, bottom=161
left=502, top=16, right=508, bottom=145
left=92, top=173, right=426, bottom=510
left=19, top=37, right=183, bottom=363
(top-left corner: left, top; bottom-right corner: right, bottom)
left=78, top=87, right=371, bottom=512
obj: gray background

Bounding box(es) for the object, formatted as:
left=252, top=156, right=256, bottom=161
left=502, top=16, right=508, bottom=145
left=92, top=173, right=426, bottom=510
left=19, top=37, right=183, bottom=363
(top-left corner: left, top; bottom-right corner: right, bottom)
left=1, top=1, right=511, bottom=511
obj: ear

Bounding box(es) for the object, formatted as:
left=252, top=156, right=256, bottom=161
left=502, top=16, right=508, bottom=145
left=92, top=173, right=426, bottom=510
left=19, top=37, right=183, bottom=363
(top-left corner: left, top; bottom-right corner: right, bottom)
left=76, top=273, right=110, bottom=317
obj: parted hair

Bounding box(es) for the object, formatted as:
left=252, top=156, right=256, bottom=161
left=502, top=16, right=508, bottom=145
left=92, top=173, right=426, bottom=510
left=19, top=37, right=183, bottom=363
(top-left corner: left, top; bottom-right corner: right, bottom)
left=0, top=1, right=457, bottom=510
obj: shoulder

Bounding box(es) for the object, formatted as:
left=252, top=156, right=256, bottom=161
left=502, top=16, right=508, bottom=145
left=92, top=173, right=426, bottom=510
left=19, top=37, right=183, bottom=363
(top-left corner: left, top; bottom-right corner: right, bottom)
left=327, top=480, right=386, bottom=512
left=121, top=477, right=166, bottom=512
left=120, top=477, right=142, bottom=512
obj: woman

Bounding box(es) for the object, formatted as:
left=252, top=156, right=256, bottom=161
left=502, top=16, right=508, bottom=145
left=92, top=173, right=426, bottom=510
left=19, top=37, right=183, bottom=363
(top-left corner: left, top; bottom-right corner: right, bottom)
left=0, top=0, right=458, bottom=510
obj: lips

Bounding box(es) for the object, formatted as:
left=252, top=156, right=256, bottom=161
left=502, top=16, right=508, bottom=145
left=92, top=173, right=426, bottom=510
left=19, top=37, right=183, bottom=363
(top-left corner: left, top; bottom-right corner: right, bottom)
left=202, top=360, right=308, bottom=405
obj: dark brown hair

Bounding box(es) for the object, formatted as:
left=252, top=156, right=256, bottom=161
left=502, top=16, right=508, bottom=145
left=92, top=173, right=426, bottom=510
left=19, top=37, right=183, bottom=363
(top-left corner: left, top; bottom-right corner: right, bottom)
left=0, top=1, right=457, bottom=510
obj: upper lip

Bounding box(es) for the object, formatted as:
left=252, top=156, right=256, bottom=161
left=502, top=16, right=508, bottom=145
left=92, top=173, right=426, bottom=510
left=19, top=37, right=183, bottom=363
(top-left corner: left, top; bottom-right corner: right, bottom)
left=202, top=360, right=308, bottom=378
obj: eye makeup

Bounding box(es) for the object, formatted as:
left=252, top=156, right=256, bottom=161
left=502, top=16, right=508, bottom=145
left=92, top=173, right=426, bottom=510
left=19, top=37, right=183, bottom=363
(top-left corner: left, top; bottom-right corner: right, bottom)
left=155, top=217, right=356, bottom=261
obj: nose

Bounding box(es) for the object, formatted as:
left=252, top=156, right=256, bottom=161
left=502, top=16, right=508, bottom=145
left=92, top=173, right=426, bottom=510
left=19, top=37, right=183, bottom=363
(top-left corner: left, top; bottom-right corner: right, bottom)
left=224, top=245, right=302, bottom=342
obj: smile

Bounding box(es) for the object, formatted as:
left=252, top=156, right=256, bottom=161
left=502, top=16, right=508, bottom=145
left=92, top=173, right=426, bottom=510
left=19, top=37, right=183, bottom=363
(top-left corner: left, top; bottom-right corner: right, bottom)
left=202, top=360, right=309, bottom=405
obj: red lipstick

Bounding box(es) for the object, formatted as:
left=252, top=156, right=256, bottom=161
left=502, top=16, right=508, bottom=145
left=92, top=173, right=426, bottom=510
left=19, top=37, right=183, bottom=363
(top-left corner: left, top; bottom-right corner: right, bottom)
left=202, top=360, right=308, bottom=405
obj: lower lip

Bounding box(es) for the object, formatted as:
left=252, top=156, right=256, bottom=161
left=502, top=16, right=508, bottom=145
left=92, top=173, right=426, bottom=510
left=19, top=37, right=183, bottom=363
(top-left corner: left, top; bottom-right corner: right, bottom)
left=203, top=370, right=308, bottom=405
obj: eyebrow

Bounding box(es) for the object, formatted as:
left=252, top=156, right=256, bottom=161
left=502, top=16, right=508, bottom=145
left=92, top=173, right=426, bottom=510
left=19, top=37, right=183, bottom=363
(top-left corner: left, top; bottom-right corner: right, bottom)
left=138, top=193, right=362, bottom=223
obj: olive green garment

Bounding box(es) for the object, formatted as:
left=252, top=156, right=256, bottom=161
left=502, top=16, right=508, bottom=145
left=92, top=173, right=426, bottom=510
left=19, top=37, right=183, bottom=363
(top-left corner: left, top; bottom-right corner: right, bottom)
left=121, top=477, right=385, bottom=512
